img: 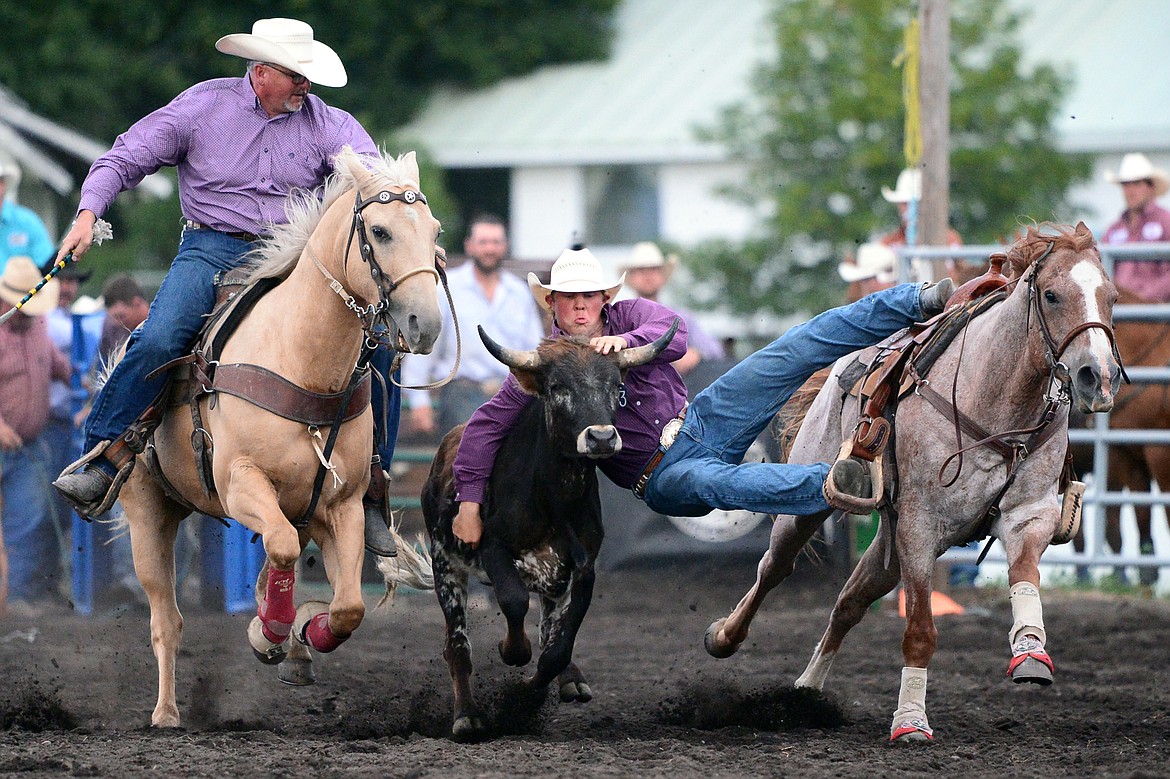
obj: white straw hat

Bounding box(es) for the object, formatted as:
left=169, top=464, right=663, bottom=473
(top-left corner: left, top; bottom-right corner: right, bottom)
left=881, top=168, right=922, bottom=204
left=216, top=18, right=348, bottom=88
left=838, top=243, right=897, bottom=283
left=527, top=247, right=625, bottom=312
left=0, top=158, right=21, bottom=189
left=1104, top=153, right=1170, bottom=197
left=619, top=241, right=679, bottom=276
left=0, top=256, right=58, bottom=316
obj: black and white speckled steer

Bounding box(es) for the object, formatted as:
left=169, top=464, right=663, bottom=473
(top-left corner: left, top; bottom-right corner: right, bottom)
left=421, top=322, right=677, bottom=741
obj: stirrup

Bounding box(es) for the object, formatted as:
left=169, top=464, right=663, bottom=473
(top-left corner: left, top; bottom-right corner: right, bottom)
left=57, top=440, right=137, bottom=518
left=823, top=440, right=884, bottom=514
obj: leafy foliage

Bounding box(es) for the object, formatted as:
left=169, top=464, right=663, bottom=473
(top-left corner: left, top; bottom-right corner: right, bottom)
left=686, top=0, right=1091, bottom=318
left=0, top=0, right=616, bottom=277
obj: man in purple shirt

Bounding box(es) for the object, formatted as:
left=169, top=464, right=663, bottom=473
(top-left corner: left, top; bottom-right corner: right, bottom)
left=449, top=245, right=955, bottom=547
left=51, top=18, right=399, bottom=555
left=1102, top=153, right=1170, bottom=303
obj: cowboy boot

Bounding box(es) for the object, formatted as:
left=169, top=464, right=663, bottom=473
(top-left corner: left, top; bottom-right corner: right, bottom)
left=822, top=457, right=874, bottom=514
left=918, top=278, right=955, bottom=319
left=363, top=459, right=397, bottom=557
left=53, top=440, right=136, bottom=518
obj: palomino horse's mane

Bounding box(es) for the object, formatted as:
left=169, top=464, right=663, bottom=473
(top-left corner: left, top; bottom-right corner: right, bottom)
left=1002, top=222, right=1099, bottom=281
left=244, top=147, right=422, bottom=282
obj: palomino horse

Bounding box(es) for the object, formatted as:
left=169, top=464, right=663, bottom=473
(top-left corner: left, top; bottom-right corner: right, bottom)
left=117, top=148, right=442, bottom=727
left=704, top=222, right=1123, bottom=742
left=1071, top=287, right=1170, bottom=584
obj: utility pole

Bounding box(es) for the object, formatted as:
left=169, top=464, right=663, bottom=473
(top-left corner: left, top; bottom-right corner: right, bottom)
left=919, top=0, right=950, bottom=280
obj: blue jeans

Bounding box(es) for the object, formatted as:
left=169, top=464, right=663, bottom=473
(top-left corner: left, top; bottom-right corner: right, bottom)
left=1, top=438, right=62, bottom=600
left=85, top=228, right=252, bottom=450
left=644, top=283, right=927, bottom=517
left=84, top=228, right=404, bottom=469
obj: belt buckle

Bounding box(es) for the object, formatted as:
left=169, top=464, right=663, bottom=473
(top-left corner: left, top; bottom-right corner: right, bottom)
left=659, top=417, right=683, bottom=449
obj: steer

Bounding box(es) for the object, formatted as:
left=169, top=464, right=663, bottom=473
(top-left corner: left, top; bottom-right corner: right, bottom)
left=421, top=322, right=676, bottom=741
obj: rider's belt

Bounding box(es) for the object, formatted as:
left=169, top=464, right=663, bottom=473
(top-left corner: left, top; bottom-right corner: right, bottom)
left=632, top=406, right=687, bottom=500
left=184, top=219, right=268, bottom=244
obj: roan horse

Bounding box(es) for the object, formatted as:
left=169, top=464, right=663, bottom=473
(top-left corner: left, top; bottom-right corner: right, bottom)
left=704, top=222, right=1123, bottom=742
left=388, top=325, right=676, bottom=741
left=116, top=148, right=442, bottom=727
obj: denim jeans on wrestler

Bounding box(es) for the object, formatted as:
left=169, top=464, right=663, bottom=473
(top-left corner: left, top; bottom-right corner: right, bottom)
left=1, top=438, right=63, bottom=600
left=83, top=228, right=252, bottom=452
left=644, top=283, right=927, bottom=518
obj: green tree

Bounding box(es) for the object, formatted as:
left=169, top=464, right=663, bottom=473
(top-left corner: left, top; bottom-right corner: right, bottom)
left=685, top=0, right=1091, bottom=319
left=0, top=0, right=617, bottom=278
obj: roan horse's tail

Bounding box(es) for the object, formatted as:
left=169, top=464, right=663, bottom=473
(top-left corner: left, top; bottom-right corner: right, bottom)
left=375, top=523, right=434, bottom=606
left=772, top=367, right=833, bottom=462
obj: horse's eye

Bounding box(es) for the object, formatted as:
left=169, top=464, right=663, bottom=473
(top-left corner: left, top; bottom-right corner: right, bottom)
left=371, top=226, right=390, bottom=242
left=1044, top=290, right=1058, bottom=304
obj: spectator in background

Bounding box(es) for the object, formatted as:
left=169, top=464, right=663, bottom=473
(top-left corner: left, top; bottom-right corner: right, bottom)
left=1102, top=153, right=1170, bottom=303
left=98, top=274, right=151, bottom=362
left=0, top=257, right=71, bottom=612
left=620, top=241, right=725, bottom=377
left=402, top=214, right=544, bottom=439
left=0, top=160, right=54, bottom=274
left=879, top=169, right=968, bottom=282
left=838, top=242, right=898, bottom=303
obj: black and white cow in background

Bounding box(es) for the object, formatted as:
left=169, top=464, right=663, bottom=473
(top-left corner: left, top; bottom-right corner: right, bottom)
left=416, top=322, right=677, bottom=741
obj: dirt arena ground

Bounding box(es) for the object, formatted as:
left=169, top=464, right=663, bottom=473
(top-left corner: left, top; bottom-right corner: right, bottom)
left=0, top=560, right=1167, bottom=778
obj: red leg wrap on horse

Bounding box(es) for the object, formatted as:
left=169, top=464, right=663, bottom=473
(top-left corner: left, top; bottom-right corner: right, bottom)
left=304, top=613, right=348, bottom=653
left=259, top=568, right=296, bottom=644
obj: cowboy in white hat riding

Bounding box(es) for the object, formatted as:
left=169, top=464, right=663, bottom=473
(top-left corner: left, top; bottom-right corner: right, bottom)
left=51, top=18, right=401, bottom=556
left=1102, top=153, right=1170, bottom=303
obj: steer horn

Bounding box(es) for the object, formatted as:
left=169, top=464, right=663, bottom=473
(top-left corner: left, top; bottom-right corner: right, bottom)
left=615, top=318, right=680, bottom=369
left=479, top=326, right=542, bottom=371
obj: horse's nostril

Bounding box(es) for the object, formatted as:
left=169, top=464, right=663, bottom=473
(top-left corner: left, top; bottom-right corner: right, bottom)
left=407, top=313, right=421, bottom=343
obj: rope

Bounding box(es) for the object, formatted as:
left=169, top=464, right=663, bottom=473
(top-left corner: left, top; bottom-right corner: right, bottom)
left=893, top=20, right=922, bottom=248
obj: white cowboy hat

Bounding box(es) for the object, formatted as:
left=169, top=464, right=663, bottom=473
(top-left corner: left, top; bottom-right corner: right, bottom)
left=527, top=247, right=625, bottom=312
left=619, top=241, right=679, bottom=277
left=0, top=256, right=58, bottom=316
left=1104, top=153, right=1170, bottom=197
left=216, top=18, right=348, bottom=88
left=881, top=168, right=922, bottom=204
left=838, top=243, right=897, bottom=283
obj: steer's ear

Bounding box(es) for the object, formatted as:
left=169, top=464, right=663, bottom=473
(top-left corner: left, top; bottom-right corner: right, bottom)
left=511, top=366, right=541, bottom=396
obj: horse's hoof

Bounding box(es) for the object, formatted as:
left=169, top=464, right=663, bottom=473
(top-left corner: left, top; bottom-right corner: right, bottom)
left=1010, top=656, right=1054, bottom=686
left=247, top=617, right=289, bottom=665
left=889, top=719, right=935, bottom=744
left=559, top=680, right=593, bottom=702
left=498, top=638, right=532, bottom=667
left=704, top=619, right=740, bottom=659
left=451, top=714, right=485, bottom=742
left=277, top=656, right=316, bottom=686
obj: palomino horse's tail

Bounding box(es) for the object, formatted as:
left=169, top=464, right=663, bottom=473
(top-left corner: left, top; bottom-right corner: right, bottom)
left=774, top=367, right=833, bottom=462
left=375, top=522, right=434, bottom=607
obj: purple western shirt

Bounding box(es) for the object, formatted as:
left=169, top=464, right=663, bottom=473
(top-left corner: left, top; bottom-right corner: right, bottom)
left=452, top=297, right=690, bottom=504
left=1103, top=201, right=1170, bottom=303
left=78, top=76, right=378, bottom=234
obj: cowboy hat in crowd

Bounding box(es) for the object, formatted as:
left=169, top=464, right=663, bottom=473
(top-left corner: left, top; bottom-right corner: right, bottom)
left=1104, top=153, right=1170, bottom=197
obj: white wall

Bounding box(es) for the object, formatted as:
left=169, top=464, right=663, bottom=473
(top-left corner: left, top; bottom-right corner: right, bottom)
left=658, top=162, right=760, bottom=245
left=510, top=166, right=586, bottom=260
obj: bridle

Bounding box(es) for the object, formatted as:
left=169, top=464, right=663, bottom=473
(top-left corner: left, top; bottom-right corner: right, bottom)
left=1024, top=241, right=1127, bottom=390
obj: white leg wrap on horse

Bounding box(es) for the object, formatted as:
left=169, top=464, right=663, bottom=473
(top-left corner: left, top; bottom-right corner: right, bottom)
left=890, top=666, right=932, bottom=738
left=1008, top=581, right=1046, bottom=646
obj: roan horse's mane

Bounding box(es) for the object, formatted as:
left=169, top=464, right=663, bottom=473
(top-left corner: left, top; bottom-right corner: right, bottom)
left=1002, top=222, right=1099, bottom=281
left=244, top=147, right=422, bottom=282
